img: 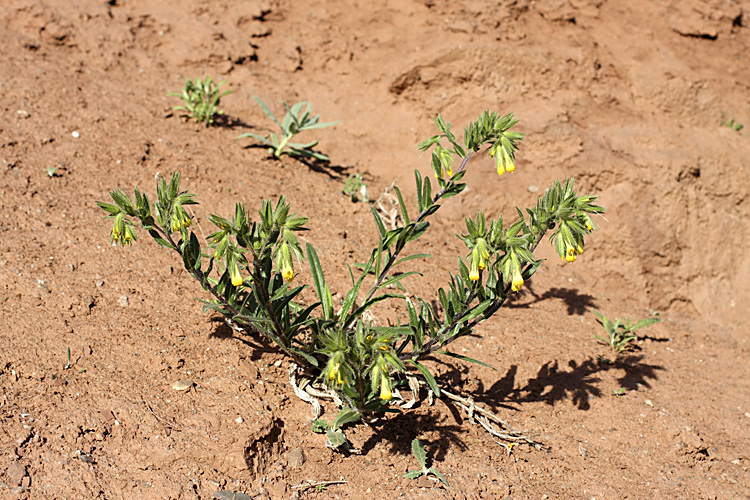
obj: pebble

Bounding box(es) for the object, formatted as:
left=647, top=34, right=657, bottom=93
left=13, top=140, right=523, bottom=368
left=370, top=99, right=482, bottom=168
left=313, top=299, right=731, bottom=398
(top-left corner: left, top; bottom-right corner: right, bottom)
left=118, top=294, right=129, bottom=307
left=72, top=131, right=80, bottom=138
left=286, top=447, right=306, bottom=469
left=6, top=462, right=26, bottom=486
left=172, top=379, right=194, bottom=392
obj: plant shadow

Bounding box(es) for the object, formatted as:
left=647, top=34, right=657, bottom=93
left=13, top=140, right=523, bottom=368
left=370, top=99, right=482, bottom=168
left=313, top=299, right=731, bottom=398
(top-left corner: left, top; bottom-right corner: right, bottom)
left=296, top=156, right=351, bottom=180
left=211, top=113, right=255, bottom=131
left=484, top=355, right=663, bottom=410
left=358, top=403, right=468, bottom=463
left=506, top=282, right=598, bottom=316
left=428, top=354, right=662, bottom=413
left=208, top=317, right=278, bottom=362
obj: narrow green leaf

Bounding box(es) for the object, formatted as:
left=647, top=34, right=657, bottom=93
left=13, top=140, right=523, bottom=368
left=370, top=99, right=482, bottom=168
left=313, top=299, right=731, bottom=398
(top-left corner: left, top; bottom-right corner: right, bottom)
left=393, top=253, right=431, bottom=267
left=415, top=170, right=424, bottom=212
left=410, top=360, right=440, bottom=397
left=392, top=186, right=411, bottom=225
left=376, top=271, right=421, bottom=290
left=370, top=206, right=387, bottom=238
left=254, top=96, right=282, bottom=128
left=429, top=468, right=449, bottom=486
left=306, top=243, right=331, bottom=319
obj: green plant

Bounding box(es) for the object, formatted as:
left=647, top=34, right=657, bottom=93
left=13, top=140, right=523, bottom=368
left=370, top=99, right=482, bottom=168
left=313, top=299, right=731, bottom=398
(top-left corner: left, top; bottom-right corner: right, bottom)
left=404, top=438, right=448, bottom=485
left=311, top=407, right=361, bottom=448
left=721, top=118, right=744, bottom=131
left=97, top=110, right=605, bottom=448
left=168, top=76, right=232, bottom=125
left=46, top=166, right=58, bottom=178
left=342, top=173, right=369, bottom=202
left=594, top=311, right=660, bottom=354
left=236, top=97, right=338, bottom=160
left=611, top=387, right=627, bottom=396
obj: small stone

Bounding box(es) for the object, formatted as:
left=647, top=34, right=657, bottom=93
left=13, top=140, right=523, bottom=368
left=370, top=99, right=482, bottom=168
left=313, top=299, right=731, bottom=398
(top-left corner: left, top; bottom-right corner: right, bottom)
left=645, top=399, right=654, bottom=407
left=21, top=476, right=31, bottom=488
left=415, top=476, right=433, bottom=488
left=6, top=462, right=26, bottom=486
left=72, top=131, right=80, bottom=138
left=118, top=294, right=129, bottom=307
left=287, top=447, right=306, bottom=469
left=235, top=416, right=243, bottom=424
left=172, top=379, right=194, bottom=392
left=273, top=359, right=282, bottom=367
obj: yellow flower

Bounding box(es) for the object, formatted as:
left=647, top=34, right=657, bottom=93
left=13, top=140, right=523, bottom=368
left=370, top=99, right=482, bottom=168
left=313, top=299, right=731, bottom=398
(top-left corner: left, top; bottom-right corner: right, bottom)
left=230, top=260, right=243, bottom=286
left=586, top=221, right=593, bottom=231
left=497, top=163, right=505, bottom=176
left=231, top=271, right=243, bottom=287
left=577, top=243, right=584, bottom=255
left=281, top=261, right=294, bottom=282
left=380, top=375, right=392, bottom=401
left=511, top=270, right=524, bottom=292
left=469, top=247, right=480, bottom=281
left=278, top=242, right=294, bottom=283
left=505, top=158, right=516, bottom=173
left=565, top=246, right=577, bottom=263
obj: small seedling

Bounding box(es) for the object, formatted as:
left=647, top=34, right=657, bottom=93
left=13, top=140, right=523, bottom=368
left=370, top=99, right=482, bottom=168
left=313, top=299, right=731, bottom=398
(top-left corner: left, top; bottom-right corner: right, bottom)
left=596, top=354, right=613, bottom=365
left=611, top=387, right=627, bottom=396
left=594, top=311, right=660, bottom=354
left=311, top=408, right=361, bottom=449
left=168, top=76, right=232, bottom=125
left=46, top=166, right=58, bottom=178
left=342, top=173, right=369, bottom=202
left=64, top=347, right=71, bottom=370
left=721, top=119, right=744, bottom=131
left=404, top=438, right=448, bottom=486
left=236, top=97, right=337, bottom=161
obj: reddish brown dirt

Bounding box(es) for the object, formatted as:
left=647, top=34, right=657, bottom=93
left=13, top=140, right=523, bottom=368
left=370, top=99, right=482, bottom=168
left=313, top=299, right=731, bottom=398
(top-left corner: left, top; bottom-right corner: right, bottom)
left=2, top=0, right=750, bottom=499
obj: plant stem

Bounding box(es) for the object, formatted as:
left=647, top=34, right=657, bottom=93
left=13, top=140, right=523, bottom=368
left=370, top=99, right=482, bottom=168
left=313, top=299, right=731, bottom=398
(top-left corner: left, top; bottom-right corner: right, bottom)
left=364, top=151, right=475, bottom=304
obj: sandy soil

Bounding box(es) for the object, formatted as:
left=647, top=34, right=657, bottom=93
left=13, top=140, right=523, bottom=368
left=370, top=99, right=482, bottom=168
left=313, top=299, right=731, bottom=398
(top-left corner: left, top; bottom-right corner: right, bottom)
left=1, top=0, right=749, bottom=498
